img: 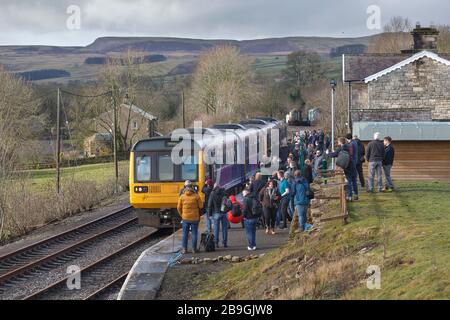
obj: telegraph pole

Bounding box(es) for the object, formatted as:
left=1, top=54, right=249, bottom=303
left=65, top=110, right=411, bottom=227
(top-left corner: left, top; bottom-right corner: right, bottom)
left=111, top=90, right=119, bottom=193
left=182, top=89, right=186, bottom=128
left=56, top=88, right=61, bottom=193
left=330, top=80, right=337, bottom=170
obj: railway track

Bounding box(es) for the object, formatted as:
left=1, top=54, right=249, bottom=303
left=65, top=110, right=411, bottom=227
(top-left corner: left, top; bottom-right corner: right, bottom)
left=0, top=206, right=160, bottom=299
left=24, top=230, right=169, bottom=300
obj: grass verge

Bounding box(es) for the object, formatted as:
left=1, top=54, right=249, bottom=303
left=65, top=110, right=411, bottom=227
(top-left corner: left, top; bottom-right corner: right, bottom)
left=195, top=181, right=450, bottom=300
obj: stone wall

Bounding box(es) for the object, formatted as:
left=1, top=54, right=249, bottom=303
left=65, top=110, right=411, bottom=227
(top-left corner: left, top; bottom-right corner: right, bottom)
left=351, top=57, right=450, bottom=121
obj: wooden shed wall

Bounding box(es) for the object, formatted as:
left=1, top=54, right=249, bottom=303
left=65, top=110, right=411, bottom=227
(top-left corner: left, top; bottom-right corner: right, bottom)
left=363, top=141, right=450, bottom=181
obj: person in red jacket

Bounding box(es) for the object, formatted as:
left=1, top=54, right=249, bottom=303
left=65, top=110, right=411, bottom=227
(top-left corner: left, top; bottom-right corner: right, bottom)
left=227, top=195, right=244, bottom=225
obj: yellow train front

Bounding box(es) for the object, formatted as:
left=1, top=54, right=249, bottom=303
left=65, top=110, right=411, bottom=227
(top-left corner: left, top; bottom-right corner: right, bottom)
left=129, top=137, right=205, bottom=228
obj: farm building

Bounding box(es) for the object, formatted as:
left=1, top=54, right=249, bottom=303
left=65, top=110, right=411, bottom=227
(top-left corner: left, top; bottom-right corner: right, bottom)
left=89, top=103, right=158, bottom=155
left=344, top=25, right=450, bottom=181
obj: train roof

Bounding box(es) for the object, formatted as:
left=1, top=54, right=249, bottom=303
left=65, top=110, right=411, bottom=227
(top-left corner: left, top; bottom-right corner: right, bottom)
left=252, top=117, right=278, bottom=123
left=132, top=119, right=283, bottom=152
left=212, top=124, right=248, bottom=130
left=240, top=119, right=269, bottom=125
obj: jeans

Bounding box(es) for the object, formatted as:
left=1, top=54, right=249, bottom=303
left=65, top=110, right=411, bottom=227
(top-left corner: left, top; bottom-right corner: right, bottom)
left=383, top=165, right=395, bottom=189
left=213, top=212, right=228, bottom=245
left=295, top=204, right=308, bottom=231
left=280, top=198, right=290, bottom=228
left=356, top=162, right=365, bottom=187
left=344, top=163, right=359, bottom=198
left=275, top=208, right=281, bottom=226
left=182, top=221, right=199, bottom=251
left=368, top=161, right=383, bottom=192
left=288, top=199, right=294, bottom=219
left=204, top=213, right=212, bottom=231
left=244, top=218, right=258, bottom=248
left=263, top=207, right=277, bottom=229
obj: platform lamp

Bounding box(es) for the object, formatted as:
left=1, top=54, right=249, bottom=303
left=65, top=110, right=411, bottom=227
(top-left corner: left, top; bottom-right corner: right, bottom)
left=330, top=79, right=337, bottom=170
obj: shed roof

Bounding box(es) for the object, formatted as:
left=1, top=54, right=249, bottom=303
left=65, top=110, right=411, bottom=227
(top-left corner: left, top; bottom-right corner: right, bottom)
left=364, top=51, right=450, bottom=83
left=343, top=52, right=450, bottom=82
left=353, top=121, right=450, bottom=141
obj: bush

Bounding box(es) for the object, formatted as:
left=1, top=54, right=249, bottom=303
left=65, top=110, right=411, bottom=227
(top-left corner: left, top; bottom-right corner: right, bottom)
left=0, top=170, right=129, bottom=242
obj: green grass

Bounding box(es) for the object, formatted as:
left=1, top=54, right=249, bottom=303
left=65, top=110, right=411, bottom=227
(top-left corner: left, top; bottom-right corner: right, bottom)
left=25, top=161, right=129, bottom=190
left=345, top=181, right=450, bottom=299
left=196, top=181, right=450, bottom=300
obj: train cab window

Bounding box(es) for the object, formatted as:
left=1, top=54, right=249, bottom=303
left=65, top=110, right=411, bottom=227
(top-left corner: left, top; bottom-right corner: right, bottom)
left=136, top=155, right=151, bottom=182
left=181, top=155, right=198, bottom=181
left=158, top=155, right=174, bottom=181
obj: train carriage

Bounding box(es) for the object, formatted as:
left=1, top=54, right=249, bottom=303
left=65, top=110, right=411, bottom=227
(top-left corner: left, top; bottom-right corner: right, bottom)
left=129, top=119, right=287, bottom=228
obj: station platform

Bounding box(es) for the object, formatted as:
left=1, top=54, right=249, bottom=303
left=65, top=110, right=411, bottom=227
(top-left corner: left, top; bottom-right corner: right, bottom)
left=118, top=212, right=290, bottom=300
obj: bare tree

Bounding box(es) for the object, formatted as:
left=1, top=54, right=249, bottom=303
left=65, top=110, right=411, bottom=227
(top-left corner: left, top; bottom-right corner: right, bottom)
left=0, top=68, right=36, bottom=239
left=187, top=45, right=255, bottom=125
left=301, top=79, right=348, bottom=138
left=368, top=16, right=413, bottom=53
left=383, top=16, right=412, bottom=32
left=437, top=25, right=450, bottom=53
left=87, top=50, right=153, bottom=151
left=284, top=51, right=325, bottom=87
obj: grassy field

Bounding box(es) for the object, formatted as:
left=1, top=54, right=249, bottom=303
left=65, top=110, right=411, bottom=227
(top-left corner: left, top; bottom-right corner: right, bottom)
left=251, top=55, right=342, bottom=80
left=196, top=181, right=450, bottom=300
left=25, top=161, right=129, bottom=190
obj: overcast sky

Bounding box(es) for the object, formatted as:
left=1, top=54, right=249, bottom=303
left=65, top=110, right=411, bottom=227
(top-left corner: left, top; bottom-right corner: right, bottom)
left=0, top=0, right=448, bottom=46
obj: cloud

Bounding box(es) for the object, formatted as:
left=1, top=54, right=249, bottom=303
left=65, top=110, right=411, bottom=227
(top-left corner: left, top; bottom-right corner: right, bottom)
left=0, top=0, right=449, bottom=45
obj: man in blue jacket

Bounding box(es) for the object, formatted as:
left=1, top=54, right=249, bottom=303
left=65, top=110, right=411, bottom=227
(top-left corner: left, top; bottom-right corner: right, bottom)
left=292, top=170, right=310, bottom=232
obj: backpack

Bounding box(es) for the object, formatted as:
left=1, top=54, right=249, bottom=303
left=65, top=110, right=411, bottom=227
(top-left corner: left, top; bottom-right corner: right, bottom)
left=306, top=186, right=315, bottom=200
left=220, top=197, right=232, bottom=213
left=251, top=198, right=263, bottom=219
left=200, top=232, right=215, bottom=252
left=231, top=203, right=242, bottom=217
left=336, top=150, right=350, bottom=169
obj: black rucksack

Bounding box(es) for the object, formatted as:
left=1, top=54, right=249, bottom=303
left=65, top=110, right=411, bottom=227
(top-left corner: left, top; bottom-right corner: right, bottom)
left=336, top=150, right=350, bottom=169
left=200, top=232, right=215, bottom=252
left=221, top=197, right=232, bottom=213
left=251, top=198, right=263, bottom=219
left=231, top=203, right=242, bottom=217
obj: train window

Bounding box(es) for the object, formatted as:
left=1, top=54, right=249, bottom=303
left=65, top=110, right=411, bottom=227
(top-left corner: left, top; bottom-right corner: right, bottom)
left=181, top=155, right=198, bottom=181
left=136, top=155, right=151, bottom=182
left=158, top=155, right=174, bottom=181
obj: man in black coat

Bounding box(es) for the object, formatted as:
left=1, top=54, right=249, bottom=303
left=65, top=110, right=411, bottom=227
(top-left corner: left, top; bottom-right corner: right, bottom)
left=353, top=135, right=366, bottom=188
left=366, top=132, right=385, bottom=193
left=383, top=136, right=396, bottom=191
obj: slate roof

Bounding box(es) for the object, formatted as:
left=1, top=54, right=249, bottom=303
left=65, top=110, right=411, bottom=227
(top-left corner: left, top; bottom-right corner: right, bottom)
left=343, top=52, right=450, bottom=82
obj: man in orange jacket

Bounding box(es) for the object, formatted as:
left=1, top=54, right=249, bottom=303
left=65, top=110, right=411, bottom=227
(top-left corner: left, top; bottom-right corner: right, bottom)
left=177, top=182, right=203, bottom=254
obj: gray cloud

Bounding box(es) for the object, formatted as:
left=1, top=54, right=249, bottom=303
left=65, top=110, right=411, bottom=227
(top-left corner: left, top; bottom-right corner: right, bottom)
left=0, top=0, right=449, bottom=45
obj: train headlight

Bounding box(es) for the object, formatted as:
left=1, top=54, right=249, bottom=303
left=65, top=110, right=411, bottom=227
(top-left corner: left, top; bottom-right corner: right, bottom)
left=134, top=186, right=148, bottom=193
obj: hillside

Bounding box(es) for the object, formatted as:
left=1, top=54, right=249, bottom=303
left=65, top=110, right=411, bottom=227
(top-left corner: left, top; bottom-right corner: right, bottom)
left=0, top=35, right=374, bottom=84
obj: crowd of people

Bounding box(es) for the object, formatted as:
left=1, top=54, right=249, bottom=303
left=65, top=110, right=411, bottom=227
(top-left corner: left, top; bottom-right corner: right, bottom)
left=176, top=129, right=396, bottom=254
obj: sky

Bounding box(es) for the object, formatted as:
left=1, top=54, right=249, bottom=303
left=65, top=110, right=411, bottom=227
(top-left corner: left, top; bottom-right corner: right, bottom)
left=0, top=0, right=448, bottom=46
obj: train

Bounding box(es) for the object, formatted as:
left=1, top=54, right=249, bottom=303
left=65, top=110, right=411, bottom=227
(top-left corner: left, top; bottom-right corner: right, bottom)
left=129, top=117, right=288, bottom=228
